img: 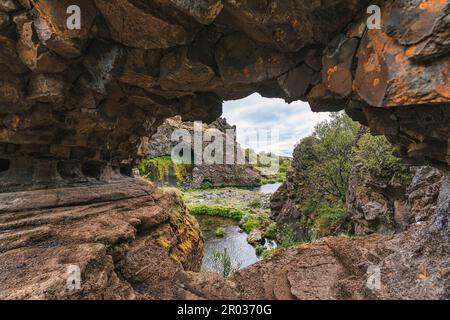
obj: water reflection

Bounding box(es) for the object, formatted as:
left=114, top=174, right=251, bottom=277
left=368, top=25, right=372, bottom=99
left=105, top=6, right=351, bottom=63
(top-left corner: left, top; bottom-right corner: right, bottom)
left=258, top=183, right=282, bottom=194
left=196, top=215, right=260, bottom=273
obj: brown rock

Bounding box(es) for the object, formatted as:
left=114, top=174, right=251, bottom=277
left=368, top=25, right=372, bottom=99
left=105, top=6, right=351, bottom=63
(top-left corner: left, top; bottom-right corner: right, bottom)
left=0, top=0, right=21, bottom=12
left=32, top=0, right=97, bottom=58
left=0, top=11, right=9, bottom=28
left=0, top=35, right=28, bottom=74
left=14, top=13, right=67, bottom=73
left=27, top=74, right=66, bottom=105
left=160, top=46, right=215, bottom=91
left=169, top=0, right=223, bottom=25
left=95, top=0, right=189, bottom=49
left=0, top=180, right=204, bottom=300
left=322, top=37, right=359, bottom=97
left=216, top=33, right=301, bottom=84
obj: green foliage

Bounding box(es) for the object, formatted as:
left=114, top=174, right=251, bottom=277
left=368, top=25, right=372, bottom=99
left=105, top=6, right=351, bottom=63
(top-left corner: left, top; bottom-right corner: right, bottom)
left=255, top=245, right=264, bottom=256
left=275, top=113, right=409, bottom=241
left=248, top=198, right=262, bottom=209
left=215, top=227, right=225, bottom=237
left=240, top=211, right=270, bottom=233
left=276, top=224, right=299, bottom=248
left=138, top=155, right=192, bottom=186
left=308, top=113, right=360, bottom=200
left=263, top=222, right=278, bottom=240
left=300, top=197, right=346, bottom=239
left=313, top=201, right=347, bottom=238
left=255, top=153, right=292, bottom=184
left=271, top=113, right=357, bottom=240
left=353, top=132, right=411, bottom=184
left=199, top=180, right=214, bottom=190
left=188, top=204, right=244, bottom=220
left=261, top=248, right=277, bottom=258
left=212, top=248, right=239, bottom=277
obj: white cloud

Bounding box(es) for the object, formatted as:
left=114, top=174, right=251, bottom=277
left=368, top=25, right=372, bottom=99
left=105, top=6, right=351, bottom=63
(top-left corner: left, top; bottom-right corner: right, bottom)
left=223, top=93, right=331, bottom=156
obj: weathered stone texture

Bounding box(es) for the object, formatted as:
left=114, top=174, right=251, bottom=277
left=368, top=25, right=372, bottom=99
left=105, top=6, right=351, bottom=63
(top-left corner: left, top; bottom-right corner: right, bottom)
left=0, top=0, right=449, bottom=301
left=0, top=180, right=204, bottom=299
left=0, top=0, right=448, bottom=193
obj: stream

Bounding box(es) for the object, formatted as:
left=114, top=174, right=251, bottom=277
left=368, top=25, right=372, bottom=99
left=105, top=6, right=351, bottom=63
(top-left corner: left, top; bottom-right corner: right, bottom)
left=196, top=183, right=282, bottom=275
left=258, top=182, right=282, bottom=194
left=197, top=215, right=260, bottom=273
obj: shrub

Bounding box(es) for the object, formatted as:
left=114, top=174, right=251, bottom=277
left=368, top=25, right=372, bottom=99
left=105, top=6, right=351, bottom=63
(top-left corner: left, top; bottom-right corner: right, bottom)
left=188, top=204, right=244, bottom=220
left=353, top=132, right=408, bottom=180
left=138, top=155, right=192, bottom=186
left=313, top=200, right=347, bottom=238
left=255, top=245, right=264, bottom=256
left=261, top=248, right=277, bottom=259
left=199, top=180, right=214, bottom=190
left=263, top=223, right=278, bottom=240
left=248, top=198, right=262, bottom=209
left=277, top=224, right=299, bottom=248
left=239, top=213, right=261, bottom=233
left=215, top=227, right=225, bottom=237
left=240, top=211, right=270, bottom=233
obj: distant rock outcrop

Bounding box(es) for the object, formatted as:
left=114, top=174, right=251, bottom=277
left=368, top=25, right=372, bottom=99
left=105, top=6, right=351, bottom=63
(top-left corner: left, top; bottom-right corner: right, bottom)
left=146, top=116, right=261, bottom=188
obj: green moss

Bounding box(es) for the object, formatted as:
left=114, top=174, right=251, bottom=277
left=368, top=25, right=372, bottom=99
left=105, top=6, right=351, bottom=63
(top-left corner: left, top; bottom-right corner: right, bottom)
left=255, top=245, right=264, bottom=256
left=239, top=212, right=268, bottom=233
left=188, top=204, right=245, bottom=220
left=261, top=248, right=277, bottom=258
left=139, top=156, right=192, bottom=186
left=199, top=180, right=214, bottom=190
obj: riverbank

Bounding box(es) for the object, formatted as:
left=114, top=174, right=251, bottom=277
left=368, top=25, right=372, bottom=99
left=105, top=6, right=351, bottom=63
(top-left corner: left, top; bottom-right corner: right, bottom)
left=177, top=185, right=281, bottom=275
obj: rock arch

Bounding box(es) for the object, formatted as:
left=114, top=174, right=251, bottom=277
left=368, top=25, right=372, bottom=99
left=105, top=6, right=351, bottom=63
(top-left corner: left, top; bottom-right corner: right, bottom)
left=1, top=0, right=448, bottom=192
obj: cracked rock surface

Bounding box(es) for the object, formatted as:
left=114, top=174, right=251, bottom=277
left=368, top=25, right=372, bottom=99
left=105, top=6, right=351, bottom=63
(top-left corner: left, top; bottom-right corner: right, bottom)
left=0, top=0, right=448, bottom=192
left=0, top=0, right=449, bottom=300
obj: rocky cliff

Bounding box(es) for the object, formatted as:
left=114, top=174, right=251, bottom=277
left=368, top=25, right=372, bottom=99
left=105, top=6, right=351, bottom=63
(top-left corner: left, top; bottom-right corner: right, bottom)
left=146, top=116, right=261, bottom=188
left=0, top=180, right=204, bottom=299
left=0, top=0, right=448, bottom=192
left=271, top=125, right=445, bottom=238
left=0, top=0, right=449, bottom=300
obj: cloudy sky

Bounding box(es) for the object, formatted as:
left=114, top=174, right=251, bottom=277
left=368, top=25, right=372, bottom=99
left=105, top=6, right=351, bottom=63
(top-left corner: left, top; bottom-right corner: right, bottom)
left=223, top=93, right=330, bottom=157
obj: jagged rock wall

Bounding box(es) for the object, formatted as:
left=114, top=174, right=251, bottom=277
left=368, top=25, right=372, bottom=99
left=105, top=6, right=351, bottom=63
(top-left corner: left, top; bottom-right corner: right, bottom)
left=347, top=165, right=444, bottom=235
left=0, top=0, right=448, bottom=194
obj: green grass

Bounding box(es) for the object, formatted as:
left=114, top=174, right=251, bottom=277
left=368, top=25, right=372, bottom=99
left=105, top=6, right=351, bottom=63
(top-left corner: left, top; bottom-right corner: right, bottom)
left=239, top=212, right=270, bottom=233
left=187, top=204, right=245, bottom=220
